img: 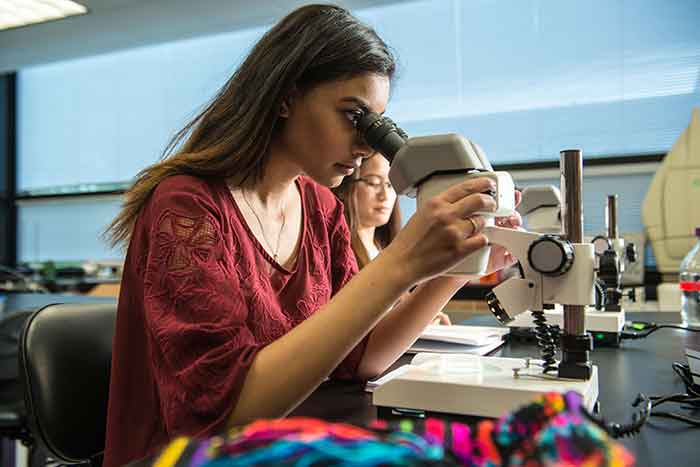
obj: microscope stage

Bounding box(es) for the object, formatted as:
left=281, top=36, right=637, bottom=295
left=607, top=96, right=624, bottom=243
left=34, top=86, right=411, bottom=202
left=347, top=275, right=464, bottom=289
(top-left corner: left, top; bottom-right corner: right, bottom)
left=372, top=356, right=598, bottom=418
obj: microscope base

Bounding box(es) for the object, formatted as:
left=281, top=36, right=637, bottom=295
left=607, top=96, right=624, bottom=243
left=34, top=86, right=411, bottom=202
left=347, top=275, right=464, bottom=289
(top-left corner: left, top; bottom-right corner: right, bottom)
left=372, top=356, right=599, bottom=419
left=507, top=307, right=625, bottom=347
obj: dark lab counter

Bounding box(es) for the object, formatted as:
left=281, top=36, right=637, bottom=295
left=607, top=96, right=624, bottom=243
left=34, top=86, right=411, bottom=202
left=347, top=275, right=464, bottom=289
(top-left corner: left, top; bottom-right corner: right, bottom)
left=133, top=311, right=700, bottom=467
left=3, top=296, right=696, bottom=467
left=287, top=312, right=699, bottom=467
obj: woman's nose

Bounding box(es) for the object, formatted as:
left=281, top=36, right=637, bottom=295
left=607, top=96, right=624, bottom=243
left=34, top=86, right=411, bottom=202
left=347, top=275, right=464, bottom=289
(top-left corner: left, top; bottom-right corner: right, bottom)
left=353, top=136, right=375, bottom=160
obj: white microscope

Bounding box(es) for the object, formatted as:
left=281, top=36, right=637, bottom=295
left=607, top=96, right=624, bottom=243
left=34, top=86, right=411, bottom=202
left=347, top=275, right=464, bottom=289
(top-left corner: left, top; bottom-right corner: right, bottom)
left=356, top=113, right=599, bottom=418
left=510, top=190, right=639, bottom=347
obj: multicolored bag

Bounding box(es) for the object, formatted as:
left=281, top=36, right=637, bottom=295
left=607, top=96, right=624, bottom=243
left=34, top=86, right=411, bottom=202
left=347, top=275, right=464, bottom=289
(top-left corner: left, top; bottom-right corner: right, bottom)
left=150, top=391, right=634, bottom=467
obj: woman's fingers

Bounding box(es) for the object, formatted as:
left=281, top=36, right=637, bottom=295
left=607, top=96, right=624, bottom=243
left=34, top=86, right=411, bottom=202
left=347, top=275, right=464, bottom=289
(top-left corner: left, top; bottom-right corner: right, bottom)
left=441, top=177, right=496, bottom=204
left=453, top=192, right=496, bottom=221
left=389, top=176, right=508, bottom=282
left=459, top=231, right=489, bottom=252
left=495, top=212, right=522, bottom=229
left=464, top=215, right=486, bottom=237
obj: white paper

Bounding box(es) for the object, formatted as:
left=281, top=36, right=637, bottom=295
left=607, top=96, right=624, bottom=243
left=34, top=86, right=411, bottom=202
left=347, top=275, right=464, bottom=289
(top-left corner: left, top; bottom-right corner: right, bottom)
left=419, top=324, right=509, bottom=346
left=407, top=338, right=505, bottom=355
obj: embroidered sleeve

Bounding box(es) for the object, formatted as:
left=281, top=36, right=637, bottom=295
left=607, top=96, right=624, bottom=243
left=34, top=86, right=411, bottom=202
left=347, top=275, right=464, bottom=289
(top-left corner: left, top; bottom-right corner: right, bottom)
left=326, top=201, right=370, bottom=382
left=142, top=188, right=262, bottom=438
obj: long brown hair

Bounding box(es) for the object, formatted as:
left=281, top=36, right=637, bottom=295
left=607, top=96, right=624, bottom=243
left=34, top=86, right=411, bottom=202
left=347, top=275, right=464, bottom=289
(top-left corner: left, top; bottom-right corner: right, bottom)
left=333, top=155, right=402, bottom=268
left=106, top=4, right=396, bottom=247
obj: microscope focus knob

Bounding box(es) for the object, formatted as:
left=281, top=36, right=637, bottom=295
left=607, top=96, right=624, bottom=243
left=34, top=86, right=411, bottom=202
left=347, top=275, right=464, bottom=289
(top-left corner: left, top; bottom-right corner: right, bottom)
left=527, top=236, right=574, bottom=276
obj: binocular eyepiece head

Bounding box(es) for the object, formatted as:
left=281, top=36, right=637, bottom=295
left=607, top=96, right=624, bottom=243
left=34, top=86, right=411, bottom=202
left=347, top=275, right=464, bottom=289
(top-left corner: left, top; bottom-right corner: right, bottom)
left=355, top=112, right=408, bottom=163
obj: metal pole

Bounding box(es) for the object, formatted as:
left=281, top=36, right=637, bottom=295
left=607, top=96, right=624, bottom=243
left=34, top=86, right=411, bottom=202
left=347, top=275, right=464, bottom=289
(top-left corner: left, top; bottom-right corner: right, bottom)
left=560, top=149, right=585, bottom=335
left=606, top=194, right=618, bottom=239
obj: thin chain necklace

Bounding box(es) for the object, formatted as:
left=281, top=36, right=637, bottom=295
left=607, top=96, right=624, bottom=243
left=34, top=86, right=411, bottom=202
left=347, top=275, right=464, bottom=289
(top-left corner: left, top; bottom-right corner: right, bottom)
left=240, top=189, right=287, bottom=264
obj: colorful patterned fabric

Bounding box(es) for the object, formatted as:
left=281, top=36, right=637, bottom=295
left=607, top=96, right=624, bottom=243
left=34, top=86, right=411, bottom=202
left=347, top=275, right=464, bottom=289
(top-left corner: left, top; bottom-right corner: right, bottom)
left=148, top=391, right=634, bottom=467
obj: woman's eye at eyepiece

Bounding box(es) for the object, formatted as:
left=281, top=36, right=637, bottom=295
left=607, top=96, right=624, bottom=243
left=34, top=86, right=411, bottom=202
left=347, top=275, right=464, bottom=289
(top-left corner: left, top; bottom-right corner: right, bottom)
left=345, top=109, right=364, bottom=128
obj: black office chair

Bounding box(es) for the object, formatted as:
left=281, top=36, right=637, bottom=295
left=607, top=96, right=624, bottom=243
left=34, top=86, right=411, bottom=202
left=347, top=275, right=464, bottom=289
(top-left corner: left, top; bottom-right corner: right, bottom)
left=0, top=310, right=35, bottom=462
left=19, top=303, right=116, bottom=467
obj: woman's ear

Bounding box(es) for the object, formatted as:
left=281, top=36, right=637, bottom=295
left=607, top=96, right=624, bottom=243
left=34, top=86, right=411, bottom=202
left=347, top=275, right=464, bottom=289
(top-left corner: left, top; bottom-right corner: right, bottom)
left=279, top=88, right=299, bottom=118
left=280, top=100, right=291, bottom=118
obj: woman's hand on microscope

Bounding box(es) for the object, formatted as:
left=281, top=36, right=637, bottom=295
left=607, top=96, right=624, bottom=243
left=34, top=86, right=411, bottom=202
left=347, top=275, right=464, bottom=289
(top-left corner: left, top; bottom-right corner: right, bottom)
left=383, top=177, right=497, bottom=287
left=485, top=189, right=523, bottom=274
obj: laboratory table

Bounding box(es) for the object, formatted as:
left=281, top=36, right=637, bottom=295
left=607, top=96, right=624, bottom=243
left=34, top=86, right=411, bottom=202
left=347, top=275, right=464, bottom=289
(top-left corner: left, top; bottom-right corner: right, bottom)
left=2, top=296, right=697, bottom=466
left=289, top=312, right=700, bottom=467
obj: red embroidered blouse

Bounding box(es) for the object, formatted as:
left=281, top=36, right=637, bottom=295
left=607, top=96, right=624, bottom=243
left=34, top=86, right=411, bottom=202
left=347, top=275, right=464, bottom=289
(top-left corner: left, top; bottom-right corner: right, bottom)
left=103, top=175, right=367, bottom=467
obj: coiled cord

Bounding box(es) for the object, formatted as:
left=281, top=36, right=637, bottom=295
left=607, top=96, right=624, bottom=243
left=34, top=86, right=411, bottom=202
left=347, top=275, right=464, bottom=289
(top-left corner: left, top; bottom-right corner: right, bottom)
left=531, top=310, right=558, bottom=374
left=584, top=362, right=700, bottom=437
left=583, top=393, right=652, bottom=438
left=643, top=362, right=700, bottom=427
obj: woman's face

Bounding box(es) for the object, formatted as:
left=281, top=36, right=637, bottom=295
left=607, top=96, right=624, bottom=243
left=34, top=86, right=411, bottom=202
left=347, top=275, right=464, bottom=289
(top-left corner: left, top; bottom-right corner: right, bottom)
left=354, top=155, right=396, bottom=229
left=276, top=73, right=390, bottom=187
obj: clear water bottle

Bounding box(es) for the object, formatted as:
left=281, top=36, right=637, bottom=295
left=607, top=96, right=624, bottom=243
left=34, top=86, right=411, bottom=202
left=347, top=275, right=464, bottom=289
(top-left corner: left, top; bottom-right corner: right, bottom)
left=680, top=227, right=700, bottom=326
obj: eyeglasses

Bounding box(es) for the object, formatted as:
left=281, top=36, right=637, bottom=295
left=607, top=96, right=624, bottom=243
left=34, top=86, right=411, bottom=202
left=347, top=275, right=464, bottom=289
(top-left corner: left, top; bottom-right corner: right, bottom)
left=356, top=175, right=394, bottom=192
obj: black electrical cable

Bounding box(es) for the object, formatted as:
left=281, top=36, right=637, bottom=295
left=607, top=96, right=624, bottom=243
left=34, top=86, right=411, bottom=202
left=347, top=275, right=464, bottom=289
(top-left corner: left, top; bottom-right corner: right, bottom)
left=620, top=322, right=700, bottom=340
left=641, top=362, right=700, bottom=428
left=616, top=322, right=700, bottom=429
left=584, top=328, right=700, bottom=435
left=671, top=361, right=700, bottom=398
left=582, top=393, right=652, bottom=438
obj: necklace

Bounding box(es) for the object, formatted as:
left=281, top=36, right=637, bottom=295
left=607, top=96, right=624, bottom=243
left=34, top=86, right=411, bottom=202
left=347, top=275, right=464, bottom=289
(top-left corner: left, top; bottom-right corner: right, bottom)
left=240, top=189, right=287, bottom=263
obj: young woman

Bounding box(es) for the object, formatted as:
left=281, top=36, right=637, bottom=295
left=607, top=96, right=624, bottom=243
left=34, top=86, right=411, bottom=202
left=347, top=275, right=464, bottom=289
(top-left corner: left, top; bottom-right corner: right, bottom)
left=103, top=5, right=519, bottom=467
left=333, top=154, right=451, bottom=324
left=333, top=154, right=401, bottom=267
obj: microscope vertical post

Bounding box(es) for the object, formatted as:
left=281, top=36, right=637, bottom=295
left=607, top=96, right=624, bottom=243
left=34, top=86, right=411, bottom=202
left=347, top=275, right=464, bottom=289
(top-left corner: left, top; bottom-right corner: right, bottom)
left=559, top=149, right=594, bottom=379
left=607, top=195, right=618, bottom=239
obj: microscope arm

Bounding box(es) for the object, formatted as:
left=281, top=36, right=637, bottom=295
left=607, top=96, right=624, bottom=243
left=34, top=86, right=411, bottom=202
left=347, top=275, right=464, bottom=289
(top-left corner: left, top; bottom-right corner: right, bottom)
left=482, top=226, right=541, bottom=320
left=482, top=226, right=597, bottom=324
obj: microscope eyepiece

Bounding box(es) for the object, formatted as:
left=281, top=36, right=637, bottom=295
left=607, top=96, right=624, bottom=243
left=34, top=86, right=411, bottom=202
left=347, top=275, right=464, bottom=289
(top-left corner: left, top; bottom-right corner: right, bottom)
left=356, top=112, right=407, bottom=163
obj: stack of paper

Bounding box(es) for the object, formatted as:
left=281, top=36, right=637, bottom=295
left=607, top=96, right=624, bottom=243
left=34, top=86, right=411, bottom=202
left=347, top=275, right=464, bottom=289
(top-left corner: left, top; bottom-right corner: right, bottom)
left=408, top=324, right=509, bottom=354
